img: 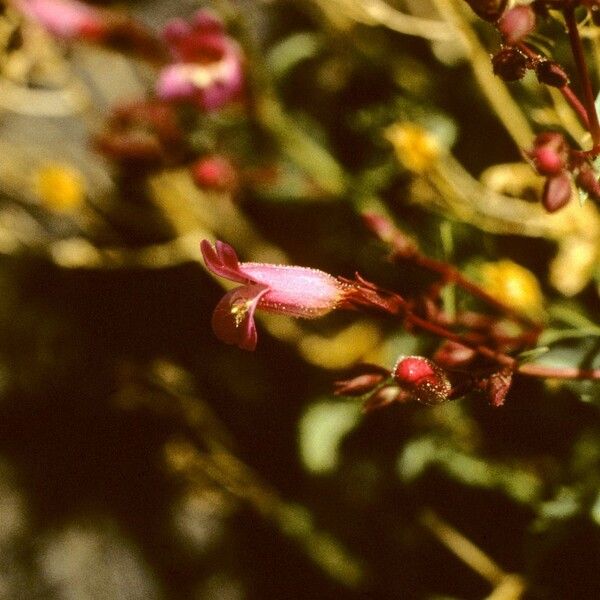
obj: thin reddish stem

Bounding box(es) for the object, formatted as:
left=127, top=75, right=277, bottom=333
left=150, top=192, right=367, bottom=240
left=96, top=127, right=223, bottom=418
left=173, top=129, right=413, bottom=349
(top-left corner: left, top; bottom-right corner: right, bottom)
left=517, top=363, right=600, bottom=380
left=560, top=84, right=591, bottom=128
left=365, top=285, right=600, bottom=382
left=564, top=6, right=600, bottom=146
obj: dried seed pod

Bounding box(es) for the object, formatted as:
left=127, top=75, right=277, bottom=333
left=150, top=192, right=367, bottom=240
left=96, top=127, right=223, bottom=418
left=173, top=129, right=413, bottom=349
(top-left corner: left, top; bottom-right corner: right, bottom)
left=492, top=47, right=527, bottom=81
left=486, top=368, right=513, bottom=407
left=536, top=60, right=569, bottom=88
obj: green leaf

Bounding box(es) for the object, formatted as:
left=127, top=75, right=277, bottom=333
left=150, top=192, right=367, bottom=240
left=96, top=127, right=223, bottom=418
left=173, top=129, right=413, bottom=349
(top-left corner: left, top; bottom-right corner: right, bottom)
left=298, top=400, right=362, bottom=474
left=539, top=328, right=600, bottom=346
left=267, top=33, right=321, bottom=78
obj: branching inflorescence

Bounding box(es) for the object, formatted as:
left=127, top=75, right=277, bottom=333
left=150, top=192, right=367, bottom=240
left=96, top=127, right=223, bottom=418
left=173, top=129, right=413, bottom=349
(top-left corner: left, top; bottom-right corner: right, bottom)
left=464, top=0, right=600, bottom=211
left=202, top=211, right=600, bottom=412
left=13, top=0, right=600, bottom=409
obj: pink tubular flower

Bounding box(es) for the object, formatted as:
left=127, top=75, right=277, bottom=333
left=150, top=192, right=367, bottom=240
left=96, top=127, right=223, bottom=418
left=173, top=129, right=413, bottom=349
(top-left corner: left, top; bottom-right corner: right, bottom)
left=201, top=240, right=347, bottom=350
left=15, top=0, right=107, bottom=40
left=156, top=10, right=244, bottom=111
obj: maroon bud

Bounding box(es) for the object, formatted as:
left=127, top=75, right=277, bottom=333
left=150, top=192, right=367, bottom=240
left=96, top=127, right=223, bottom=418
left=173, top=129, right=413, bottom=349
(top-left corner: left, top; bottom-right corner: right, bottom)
left=334, top=373, right=387, bottom=397
left=492, top=47, right=527, bottom=81
left=498, top=6, right=536, bottom=45
left=576, top=166, right=600, bottom=200
left=463, top=0, right=508, bottom=21
left=536, top=60, right=569, bottom=88
left=191, top=156, right=237, bottom=191
left=529, top=146, right=565, bottom=176
left=486, top=368, right=513, bottom=407
left=433, top=341, right=477, bottom=369
left=592, top=7, right=600, bottom=27
left=542, top=172, right=572, bottom=213
left=393, top=356, right=452, bottom=406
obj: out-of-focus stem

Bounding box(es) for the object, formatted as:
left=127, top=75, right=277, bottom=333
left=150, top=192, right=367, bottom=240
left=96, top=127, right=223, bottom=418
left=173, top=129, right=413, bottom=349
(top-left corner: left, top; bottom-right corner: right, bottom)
left=432, top=0, right=534, bottom=148
left=420, top=509, right=506, bottom=585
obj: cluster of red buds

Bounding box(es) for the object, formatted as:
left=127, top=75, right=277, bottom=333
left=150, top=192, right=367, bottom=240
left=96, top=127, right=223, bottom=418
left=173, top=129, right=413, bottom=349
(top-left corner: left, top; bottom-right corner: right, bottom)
left=191, top=156, right=238, bottom=191
left=334, top=353, right=513, bottom=412
left=525, top=131, right=600, bottom=211
left=463, top=0, right=600, bottom=213
left=490, top=5, right=568, bottom=87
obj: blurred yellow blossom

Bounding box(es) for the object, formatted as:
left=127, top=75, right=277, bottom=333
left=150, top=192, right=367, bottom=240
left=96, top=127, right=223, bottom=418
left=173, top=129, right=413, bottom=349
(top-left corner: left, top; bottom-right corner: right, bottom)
left=480, top=259, right=544, bottom=316
left=35, top=164, right=86, bottom=212
left=385, top=122, right=440, bottom=173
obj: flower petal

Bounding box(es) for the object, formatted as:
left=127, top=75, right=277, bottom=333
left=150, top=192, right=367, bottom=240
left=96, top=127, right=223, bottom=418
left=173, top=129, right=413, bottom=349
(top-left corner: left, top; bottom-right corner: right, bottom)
left=201, top=239, right=248, bottom=284
left=211, top=284, right=269, bottom=350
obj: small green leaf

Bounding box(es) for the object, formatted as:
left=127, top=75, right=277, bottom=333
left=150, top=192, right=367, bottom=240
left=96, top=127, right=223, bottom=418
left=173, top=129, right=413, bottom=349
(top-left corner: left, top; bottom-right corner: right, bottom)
left=298, top=400, right=362, bottom=474
left=267, top=33, right=321, bottom=78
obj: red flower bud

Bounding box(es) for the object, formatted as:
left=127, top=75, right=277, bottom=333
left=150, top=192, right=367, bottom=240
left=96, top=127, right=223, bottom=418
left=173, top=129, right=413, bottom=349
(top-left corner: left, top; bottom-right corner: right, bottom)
left=529, top=146, right=565, bottom=176
left=498, top=6, right=536, bottom=45
left=542, top=172, right=572, bottom=213
left=192, top=156, right=237, bottom=191
left=393, top=356, right=452, bottom=406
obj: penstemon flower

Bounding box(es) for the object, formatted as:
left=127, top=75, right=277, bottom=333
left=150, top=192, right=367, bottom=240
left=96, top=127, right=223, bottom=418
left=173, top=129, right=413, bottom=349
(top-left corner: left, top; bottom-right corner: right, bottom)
left=201, top=240, right=350, bottom=350
left=156, top=10, right=244, bottom=111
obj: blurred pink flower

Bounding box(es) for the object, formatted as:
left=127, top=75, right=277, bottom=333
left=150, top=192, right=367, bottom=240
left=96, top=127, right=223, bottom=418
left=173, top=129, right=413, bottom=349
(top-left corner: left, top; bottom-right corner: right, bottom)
left=15, top=0, right=107, bottom=40
left=201, top=240, right=346, bottom=350
left=156, top=10, right=244, bottom=111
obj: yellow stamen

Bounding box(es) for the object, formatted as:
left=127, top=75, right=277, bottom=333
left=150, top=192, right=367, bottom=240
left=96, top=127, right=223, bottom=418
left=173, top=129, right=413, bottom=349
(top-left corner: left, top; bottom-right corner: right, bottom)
left=230, top=298, right=253, bottom=327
